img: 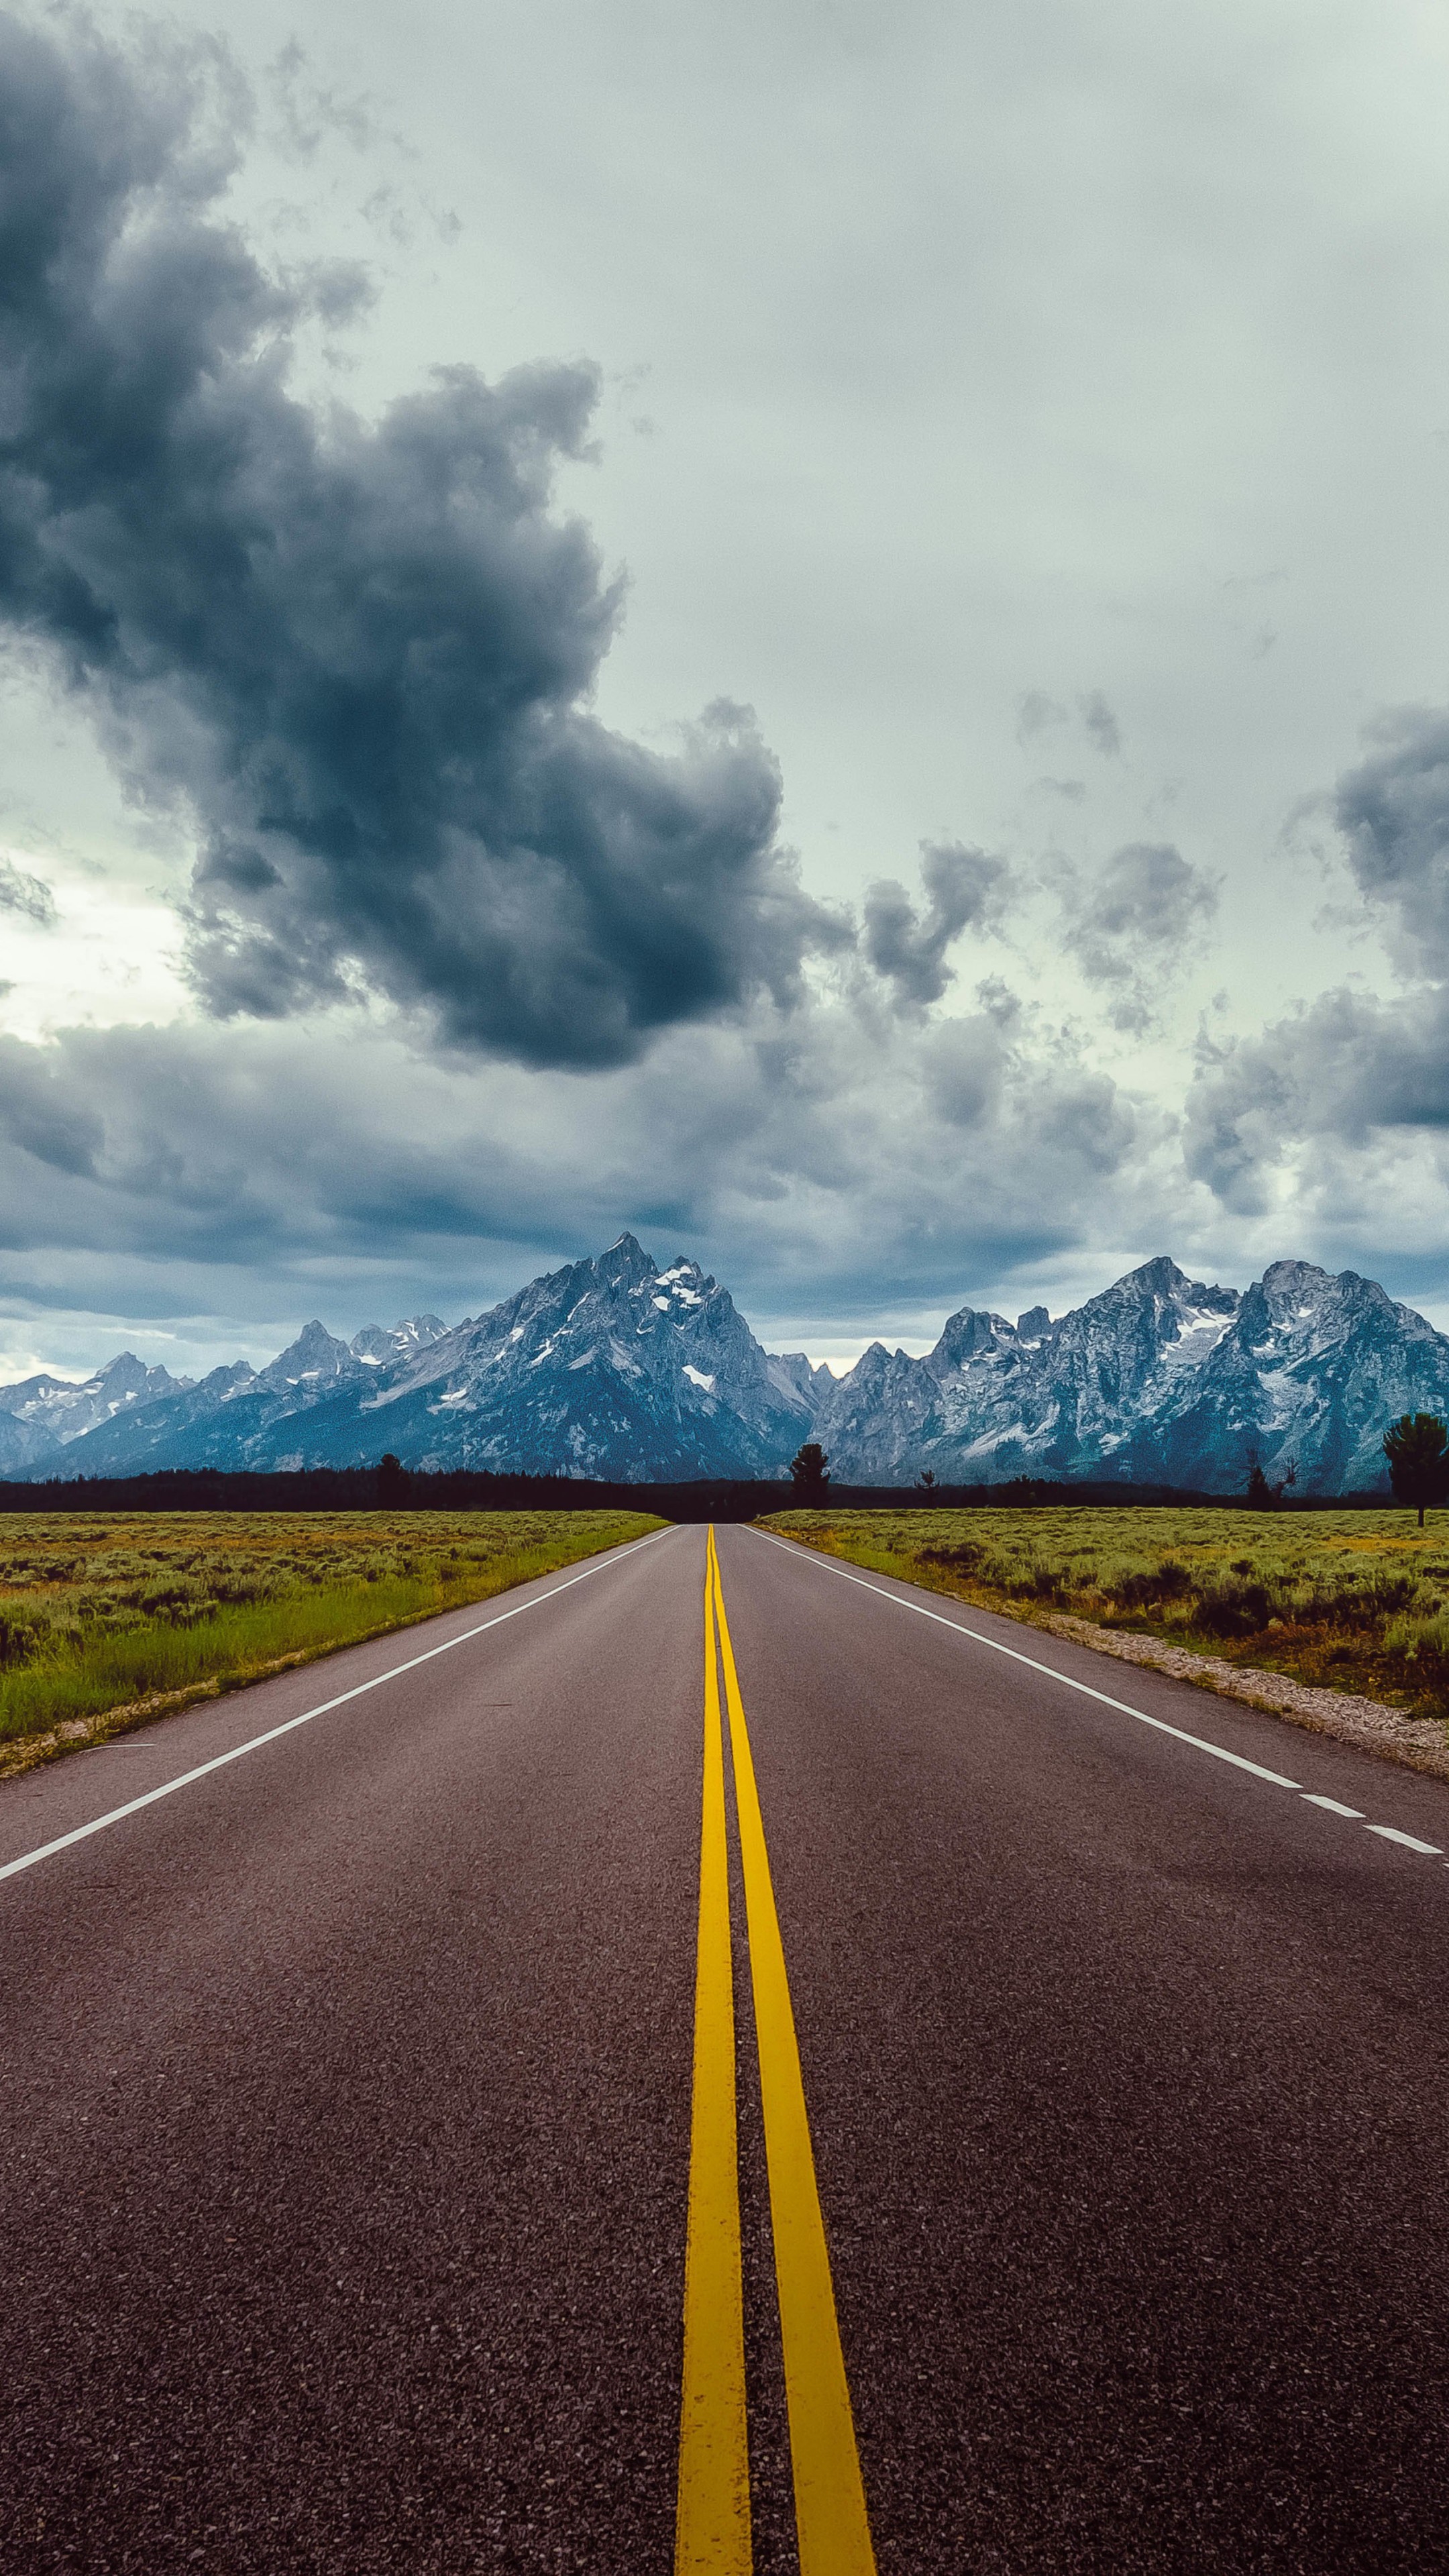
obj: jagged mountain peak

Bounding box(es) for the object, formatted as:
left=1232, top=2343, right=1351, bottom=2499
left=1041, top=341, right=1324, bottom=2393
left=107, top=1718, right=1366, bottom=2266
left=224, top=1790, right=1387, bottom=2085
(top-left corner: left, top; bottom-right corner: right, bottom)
left=1122, top=1253, right=1191, bottom=1292
left=594, top=1232, right=657, bottom=1285
left=298, top=1232, right=817, bottom=1480
left=842, top=1340, right=914, bottom=1383
left=257, top=1320, right=360, bottom=1391
left=1071, top=1261, right=1239, bottom=1358
left=930, top=1307, right=1015, bottom=1376
left=0, top=1347, right=187, bottom=1469
left=350, top=1315, right=448, bottom=1366
left=767, top=1352, right=834, bottom=1405
left=5, top=1242, right=1446, bottom=1493
left=808, top=1251, right=1449, bottom=1493
left=1242, top=1262, right=1369, bottom=1338
left=1070, top=1256, right=1236, bottom=1328
left=1252, top=1259, right=1399, bottom=1319
left=1250, top=1258, right=1340, bottom=1316
left=94, top=1350, right=158, bottom=1386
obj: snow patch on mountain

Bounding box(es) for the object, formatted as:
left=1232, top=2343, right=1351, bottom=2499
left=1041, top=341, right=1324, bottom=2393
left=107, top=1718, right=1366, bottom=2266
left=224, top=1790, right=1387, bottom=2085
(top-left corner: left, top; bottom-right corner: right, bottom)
left=1, top=1244, right=1444, bottom=1491
left=812, top=1256, right=1449, bottom=1492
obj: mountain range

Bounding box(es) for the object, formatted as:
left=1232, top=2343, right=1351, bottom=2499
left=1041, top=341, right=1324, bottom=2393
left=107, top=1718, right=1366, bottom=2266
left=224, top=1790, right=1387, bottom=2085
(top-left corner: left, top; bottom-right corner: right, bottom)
left=1, top=1235, right=1443, bottom=1493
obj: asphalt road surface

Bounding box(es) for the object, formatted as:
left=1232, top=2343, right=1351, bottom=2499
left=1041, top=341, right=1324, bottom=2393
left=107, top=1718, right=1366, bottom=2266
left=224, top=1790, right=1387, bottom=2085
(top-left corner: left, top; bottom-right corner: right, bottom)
left=4, top=1519, right=1449, bottom=2573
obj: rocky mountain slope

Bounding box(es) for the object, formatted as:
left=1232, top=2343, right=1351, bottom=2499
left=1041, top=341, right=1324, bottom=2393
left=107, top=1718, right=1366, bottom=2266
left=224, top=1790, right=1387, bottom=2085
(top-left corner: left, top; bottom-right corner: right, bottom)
left=0, top=1352, right=189, bottom=1477
left=814, top=1256, right=1449, bottom=1492
left=1, top=1242, right=1442, bottom=1491
left=2, top=1238, right=815, bottom=1483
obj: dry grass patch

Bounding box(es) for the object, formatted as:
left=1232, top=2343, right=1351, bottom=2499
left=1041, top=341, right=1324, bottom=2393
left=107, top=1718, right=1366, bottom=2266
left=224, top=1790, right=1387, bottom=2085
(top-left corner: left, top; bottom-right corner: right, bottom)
left=761, top=1505, right=1449, bottom=1725
left=0, top=1508, right=661, bottom=1770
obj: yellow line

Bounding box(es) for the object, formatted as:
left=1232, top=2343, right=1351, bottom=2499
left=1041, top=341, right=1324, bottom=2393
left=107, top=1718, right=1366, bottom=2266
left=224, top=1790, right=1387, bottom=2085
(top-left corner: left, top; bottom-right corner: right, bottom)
left=709, top=1527, right=877, bottom=2576
left=674, top=1540, right=751, bottom=2573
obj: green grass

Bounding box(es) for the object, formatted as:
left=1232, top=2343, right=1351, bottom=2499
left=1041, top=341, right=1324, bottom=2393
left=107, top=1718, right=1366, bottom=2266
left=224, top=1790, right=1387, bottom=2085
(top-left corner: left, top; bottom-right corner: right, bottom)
left=0, top=1509, right=662, bottom=1754
left=760, top=1505, right=1449, bottom=1719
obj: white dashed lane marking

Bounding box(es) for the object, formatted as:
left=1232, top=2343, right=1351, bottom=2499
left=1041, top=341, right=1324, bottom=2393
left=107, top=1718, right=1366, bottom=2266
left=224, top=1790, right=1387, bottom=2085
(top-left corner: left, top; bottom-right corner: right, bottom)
left=753, top=1531, right=1449, bottom=1874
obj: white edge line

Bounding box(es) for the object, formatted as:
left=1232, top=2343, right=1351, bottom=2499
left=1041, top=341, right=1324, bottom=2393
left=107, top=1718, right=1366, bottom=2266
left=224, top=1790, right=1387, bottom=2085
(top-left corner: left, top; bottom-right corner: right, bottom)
left=0, top=1525, right=675, bottom=1887
left=748, top=1527, right=1302, bottom=1789
left=755, top=1532, right=1449, bottom=1868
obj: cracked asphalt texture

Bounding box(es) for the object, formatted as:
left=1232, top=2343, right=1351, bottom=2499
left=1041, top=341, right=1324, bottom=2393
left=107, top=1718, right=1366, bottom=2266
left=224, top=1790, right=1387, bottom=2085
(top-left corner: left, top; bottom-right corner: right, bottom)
left=3, top=1519, right=1449, bottom=2571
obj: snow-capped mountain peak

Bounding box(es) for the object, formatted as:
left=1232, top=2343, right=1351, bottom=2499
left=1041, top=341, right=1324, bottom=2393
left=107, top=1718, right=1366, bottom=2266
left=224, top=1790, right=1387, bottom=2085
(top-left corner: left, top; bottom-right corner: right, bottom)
left=0, top=1245, right=1443, bottom=1491
left=811, top=1255, right=1444, bottom=1491
left=0, top=1350, right=192, bottom=1476
left=350, top=1315, right=447, bottom=1367
left=257, top=1322, right=360, bottom=1393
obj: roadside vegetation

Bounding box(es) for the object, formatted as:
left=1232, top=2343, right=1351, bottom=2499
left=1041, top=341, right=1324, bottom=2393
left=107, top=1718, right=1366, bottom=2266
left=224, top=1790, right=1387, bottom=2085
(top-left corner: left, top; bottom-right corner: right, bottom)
left=0, top=1509, right=661, bottom=1759
left=761, top=1507, right=1449, bottom=1719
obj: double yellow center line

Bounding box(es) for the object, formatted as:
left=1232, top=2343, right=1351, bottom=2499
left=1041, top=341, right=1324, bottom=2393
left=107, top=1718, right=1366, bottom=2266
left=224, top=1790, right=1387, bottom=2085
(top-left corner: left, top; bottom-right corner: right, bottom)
left=676, top=1527, right=875, bottom=2575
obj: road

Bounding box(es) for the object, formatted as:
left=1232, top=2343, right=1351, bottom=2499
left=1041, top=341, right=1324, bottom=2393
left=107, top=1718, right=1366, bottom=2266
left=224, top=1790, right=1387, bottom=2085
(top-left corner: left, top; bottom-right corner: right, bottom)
left=3, top=1519, right=1449, bottom=2573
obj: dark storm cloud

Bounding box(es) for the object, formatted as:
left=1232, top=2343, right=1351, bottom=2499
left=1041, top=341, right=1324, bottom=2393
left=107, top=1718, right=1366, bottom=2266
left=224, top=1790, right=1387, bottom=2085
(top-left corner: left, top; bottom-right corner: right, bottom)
left=1063, top=841, right=1217, bottom=1032
left=1334, top=707, right=1449, bottom=975
left=861, top=842, right=1008, bottom=1010
left=1178, top=700, right=1449, bottom=1208
left=0, top=13, right=845, bottom=1069
left=1077, top=842, right=1215, bottom=950
left=1184, top=702, right=1449, bottom=1214
left=0, top=988, right=1146, bottom=1341
left=0, top=1033, right=103, bottom=1180
left=1182, top=700, right=1449, bottom=1208
left=1186, top=983, right=1449, bottom=1212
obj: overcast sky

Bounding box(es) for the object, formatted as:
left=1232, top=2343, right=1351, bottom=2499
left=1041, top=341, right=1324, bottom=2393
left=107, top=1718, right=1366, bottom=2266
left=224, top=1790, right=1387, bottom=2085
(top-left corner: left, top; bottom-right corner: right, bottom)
left=5, top=0, right=1449, bottom=1379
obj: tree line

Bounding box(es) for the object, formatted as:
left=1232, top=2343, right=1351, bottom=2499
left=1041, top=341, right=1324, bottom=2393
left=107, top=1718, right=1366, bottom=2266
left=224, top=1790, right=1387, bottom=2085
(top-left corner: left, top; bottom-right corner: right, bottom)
left=790, top=1419, right=1449, bottom=1527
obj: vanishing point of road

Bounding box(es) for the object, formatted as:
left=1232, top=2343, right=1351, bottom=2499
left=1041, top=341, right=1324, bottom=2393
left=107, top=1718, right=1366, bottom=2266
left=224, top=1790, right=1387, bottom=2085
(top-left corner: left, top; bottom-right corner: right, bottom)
left=3, top=1521, right=1448, bottom=2573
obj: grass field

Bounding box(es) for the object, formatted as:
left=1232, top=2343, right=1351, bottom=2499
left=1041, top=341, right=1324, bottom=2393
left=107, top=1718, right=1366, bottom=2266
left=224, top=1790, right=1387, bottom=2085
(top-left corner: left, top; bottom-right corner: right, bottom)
left=761, top=1505, right=1449, bottom=1719
left=0, top=1509, right=661, bottom=1760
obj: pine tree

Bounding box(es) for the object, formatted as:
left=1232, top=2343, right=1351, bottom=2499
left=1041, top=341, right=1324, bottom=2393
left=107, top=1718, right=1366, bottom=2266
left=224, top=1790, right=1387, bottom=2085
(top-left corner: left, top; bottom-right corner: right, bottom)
left=1382, top=1413, right=1449, bottom=1527
left=1244, top=1447, right=1297, bottom=1509
left=790, top=1442, right=830, bottom=1499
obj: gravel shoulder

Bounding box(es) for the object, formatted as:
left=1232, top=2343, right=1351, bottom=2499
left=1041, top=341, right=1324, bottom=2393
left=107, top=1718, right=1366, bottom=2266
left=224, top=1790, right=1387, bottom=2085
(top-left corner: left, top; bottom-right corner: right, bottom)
left=769, top=1525, right=1449, bottom=1786
left=1036, top=1607, right=1449, bottom=1783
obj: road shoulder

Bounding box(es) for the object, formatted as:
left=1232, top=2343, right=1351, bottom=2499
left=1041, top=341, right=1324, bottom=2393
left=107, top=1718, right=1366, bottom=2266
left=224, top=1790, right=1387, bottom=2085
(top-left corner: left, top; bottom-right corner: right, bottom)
left=765, top=1527, right=1449, bottom=1788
